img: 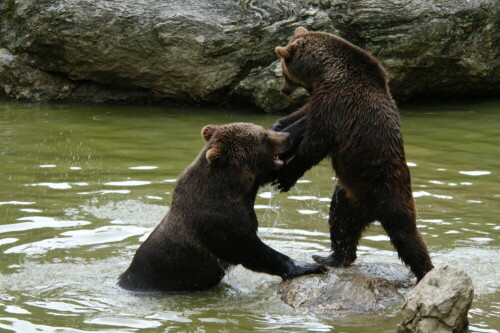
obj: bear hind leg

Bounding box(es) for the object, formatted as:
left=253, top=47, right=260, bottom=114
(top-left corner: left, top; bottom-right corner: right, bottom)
left=379, top=207, right=434, bottom=281
left=313, top=186, right=372, bottom=267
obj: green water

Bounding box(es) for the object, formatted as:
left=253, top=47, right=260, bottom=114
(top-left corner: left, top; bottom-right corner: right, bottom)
left=0, top=100, right=498, bottom=333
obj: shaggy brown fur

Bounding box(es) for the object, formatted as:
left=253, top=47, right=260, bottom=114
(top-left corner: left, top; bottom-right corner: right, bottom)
left=271, top=27, right=433, bottom=281
left=119, top=122, right=325, bottom=293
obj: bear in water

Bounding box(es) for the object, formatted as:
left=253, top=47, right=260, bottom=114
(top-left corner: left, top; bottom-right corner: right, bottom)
left=119, top=122, right=325, bottom=293
left=270, top=27, right=433, bottom=281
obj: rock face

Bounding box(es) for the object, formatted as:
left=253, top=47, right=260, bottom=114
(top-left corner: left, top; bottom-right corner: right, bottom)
left=0, top=48, right=161, bottom=102
left=279, top=263, right=413, bottom=316
left=1, top=0, right=499, bottom=110
left=398, top=265, right=474, bottom=333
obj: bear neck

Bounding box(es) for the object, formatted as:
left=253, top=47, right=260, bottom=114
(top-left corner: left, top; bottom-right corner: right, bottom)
left=173, top=153, right=260, bottom=205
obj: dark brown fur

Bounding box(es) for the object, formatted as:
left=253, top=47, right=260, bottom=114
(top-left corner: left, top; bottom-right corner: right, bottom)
left=119, top=122, right=325, bottom=293
left=271, top=28, right=433, bottom=281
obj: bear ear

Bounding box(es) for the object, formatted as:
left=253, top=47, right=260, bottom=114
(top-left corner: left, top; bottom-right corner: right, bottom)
left=201, top=125, right=218, bottom=142
left=294, top=27, right=309, bottom=37
left=275, top=46, right=292, bottom=60
left=205, top=146, right=222, bottom=164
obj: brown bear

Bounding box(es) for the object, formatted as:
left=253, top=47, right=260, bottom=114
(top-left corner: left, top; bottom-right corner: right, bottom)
left=118, top=122, right=325, bottom=293
left=270, top=27, right=433, bottom=281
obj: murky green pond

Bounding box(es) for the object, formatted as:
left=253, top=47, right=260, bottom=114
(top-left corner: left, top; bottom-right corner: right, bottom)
left=0, top=100, right=498, bottom=333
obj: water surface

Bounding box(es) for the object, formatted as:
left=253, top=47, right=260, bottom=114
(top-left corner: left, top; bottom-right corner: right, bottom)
left=0, top=100, right=499, bottom=332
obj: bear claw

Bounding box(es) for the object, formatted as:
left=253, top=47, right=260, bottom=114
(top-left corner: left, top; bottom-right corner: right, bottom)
left=283, top=261, right=327, bottom=280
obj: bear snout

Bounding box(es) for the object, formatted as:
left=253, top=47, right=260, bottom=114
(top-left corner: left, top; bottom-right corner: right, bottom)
left=269, top=131, right=292, bottom=154
left=275, top=138, right=293, bottom=164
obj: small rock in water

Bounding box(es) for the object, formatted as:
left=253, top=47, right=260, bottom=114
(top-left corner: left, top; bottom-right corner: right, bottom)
left=398, top=265, right=474, bottom=333
left=279, top=263, right=413, bottom=317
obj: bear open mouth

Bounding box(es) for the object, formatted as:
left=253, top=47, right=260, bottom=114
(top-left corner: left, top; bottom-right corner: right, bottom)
left=273, top=155, right=284, bottom=168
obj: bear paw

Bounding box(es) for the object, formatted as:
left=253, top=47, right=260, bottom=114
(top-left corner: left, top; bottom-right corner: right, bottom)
left=272, top=169, right=300, bottom=192
left=282, top=260, right=327, bottom=280
left=269, top=120, right=285, bottom=132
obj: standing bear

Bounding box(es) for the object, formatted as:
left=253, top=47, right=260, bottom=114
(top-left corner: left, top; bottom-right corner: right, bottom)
left=119, top=122, right=325, bottom=293
left=271, top=27, right=433, bottom=281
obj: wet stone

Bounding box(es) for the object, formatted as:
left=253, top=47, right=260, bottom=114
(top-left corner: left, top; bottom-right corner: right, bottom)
left=398, top=265, right=474, bottom=333
left=279, top=263, right=414, bottom=317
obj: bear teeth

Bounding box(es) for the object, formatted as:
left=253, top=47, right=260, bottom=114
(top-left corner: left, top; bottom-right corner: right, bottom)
left=273, top=155, right=284, bottom=167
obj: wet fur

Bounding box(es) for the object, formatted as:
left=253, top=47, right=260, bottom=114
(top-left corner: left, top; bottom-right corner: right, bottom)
left=271, top=28, right=433, bottom=281
left=119, top=123, right=325, bottom=293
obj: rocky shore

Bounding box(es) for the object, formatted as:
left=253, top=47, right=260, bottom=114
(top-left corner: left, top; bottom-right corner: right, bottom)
left=1, top=0, right=499, bottom=111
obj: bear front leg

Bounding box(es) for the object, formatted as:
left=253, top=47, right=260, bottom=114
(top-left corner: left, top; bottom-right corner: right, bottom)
left=273, top=137, right=330, bottom=192
left=313, top=185, right=373, bottom=267
left=269, top=105, right=308, bottom=132
left=272, top=161, right=307, bottom=192
left=278, top=115, right=307, bottom=162
left=273, top=115, right=333, bottom=192
left=265, top=115, right=308, bottom=185
left=204, top=226, right=326, bottom=279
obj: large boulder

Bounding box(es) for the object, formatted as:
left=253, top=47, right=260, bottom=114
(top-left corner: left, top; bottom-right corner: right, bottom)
left=398, top=265, right=474, bottom=333
left=279, top=263, right=413, bottom=317
left=0, top=48, right=161, bottom=102
left=1, top=0, right=499, bottom=110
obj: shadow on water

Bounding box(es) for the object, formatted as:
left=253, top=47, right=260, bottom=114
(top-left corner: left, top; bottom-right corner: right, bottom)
left=0, top=99, right=499, bottom=332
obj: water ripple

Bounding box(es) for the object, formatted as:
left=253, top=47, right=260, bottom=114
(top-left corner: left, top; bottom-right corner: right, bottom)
left=4, top=225, right=149, bottom=255
left=128, top=166, right=158, bottom=170
left=0, top=217, right=91, bottom=234
left=84, top=317, right=162, bottom=329
left=28, top=183, right=72, bottom=190
left=459, top=171, right=492, bottom=176
left=104, top=180, right=152, bottom=186
left=0, top=201, right=34, bottom=206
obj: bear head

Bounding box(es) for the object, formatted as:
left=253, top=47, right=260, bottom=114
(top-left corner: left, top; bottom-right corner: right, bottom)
left=201, top=123, right=290, bottom=184
left=275, top=27, right=388, bottom=95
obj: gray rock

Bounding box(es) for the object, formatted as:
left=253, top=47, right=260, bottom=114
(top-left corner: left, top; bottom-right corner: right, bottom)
left=279, top=263, right=413, bottom=317
left=0, top=48, right=165, bottom=102
left=398, top=265, right=474, bottom=333
left=0, top=48, right=75, bottom=100
left=1, top=0, right=499, bottom=110
left=233, top=61, right=309, bottom=112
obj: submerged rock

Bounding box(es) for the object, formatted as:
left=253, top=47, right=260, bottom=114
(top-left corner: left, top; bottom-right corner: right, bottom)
left=279, top=263, right=413, bottom=317
left=398, top=265, right=474, bottom=333
left=1, top=1, right=499, bottom=110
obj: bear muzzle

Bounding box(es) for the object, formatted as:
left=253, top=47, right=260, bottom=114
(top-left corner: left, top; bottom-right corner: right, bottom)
left=272, top=132, right=292, bottom=169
